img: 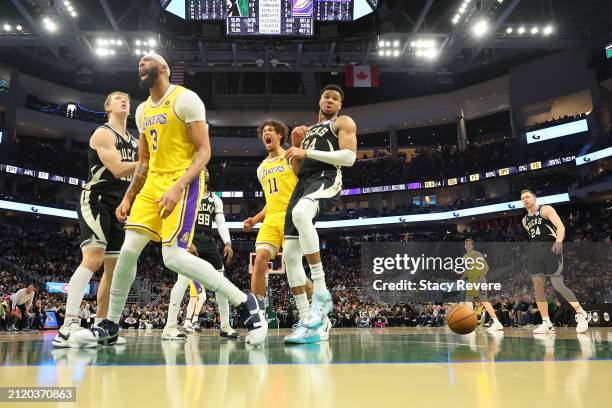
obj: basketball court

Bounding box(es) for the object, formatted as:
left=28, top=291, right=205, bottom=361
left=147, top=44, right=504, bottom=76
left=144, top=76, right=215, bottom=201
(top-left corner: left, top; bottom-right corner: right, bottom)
left=2, top=327, right=610, bottom=407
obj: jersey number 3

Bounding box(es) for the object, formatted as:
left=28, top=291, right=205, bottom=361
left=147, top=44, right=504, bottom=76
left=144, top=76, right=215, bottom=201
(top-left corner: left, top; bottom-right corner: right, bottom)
left=150, top=129, right=158, bottom=152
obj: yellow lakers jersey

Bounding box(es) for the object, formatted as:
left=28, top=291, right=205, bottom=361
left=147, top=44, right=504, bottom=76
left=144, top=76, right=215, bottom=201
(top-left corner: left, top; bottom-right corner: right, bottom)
left=140, top=85, right=195, bottom=173
left=257, top=155, right=298, bottom=214
left=463, top=252, right=485, bottom=282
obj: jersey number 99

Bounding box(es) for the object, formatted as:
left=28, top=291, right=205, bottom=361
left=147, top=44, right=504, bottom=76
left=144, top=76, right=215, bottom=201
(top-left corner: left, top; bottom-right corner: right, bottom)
left=197, top=213, right=210, bottom=226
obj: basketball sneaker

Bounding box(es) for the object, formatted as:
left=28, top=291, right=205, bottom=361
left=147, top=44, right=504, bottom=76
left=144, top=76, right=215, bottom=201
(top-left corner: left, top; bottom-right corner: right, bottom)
left=182, top=322, right=196, bottom=334
left=220, top=325, right=239, bottom=339
left=486, top=320, right=504, bottom=332
left=302, top=290, right=332, bottom=329
left=72, top=319, right=119, bottom=347
left=533, top=321, right=556, bottom=335
left=53, top=321, right=92, bottom=348
left=575, top=311, right=590, bottom=334
left=284, top=321, right=320, bottom=344
left=238, top=292, right=267, bottom=347
left=161, top=325, right=188, bottom=341
left=317, top=316, right=332, bottom=341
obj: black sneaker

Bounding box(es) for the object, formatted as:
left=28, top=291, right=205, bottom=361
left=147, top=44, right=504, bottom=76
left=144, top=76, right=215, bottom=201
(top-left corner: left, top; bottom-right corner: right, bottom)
left=72, top=319, right=119, bottom=347
left=219, top=326, right=239, bottom=339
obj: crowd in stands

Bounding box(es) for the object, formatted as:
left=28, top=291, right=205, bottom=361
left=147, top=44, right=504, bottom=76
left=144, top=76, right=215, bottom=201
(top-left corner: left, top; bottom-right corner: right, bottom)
left=1, top=204, right=609, bottom=332
left=524, top=112, right=588, bottom=132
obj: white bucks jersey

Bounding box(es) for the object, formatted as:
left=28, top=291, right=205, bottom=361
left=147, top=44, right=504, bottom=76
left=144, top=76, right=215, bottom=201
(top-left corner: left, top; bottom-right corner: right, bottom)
left=525, top=206, right=558, bottom=242
left=194, top=192, right=221, bottom=239
left=83, top=123, right=138, bottom=199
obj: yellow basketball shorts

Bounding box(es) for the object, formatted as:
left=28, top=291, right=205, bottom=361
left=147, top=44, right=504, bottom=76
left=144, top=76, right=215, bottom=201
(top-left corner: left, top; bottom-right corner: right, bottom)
left=126, top=170, right=205, bottom=248
left=189, top=280, right=204, bottom=297
left=255, top=211, right=286, bottom=256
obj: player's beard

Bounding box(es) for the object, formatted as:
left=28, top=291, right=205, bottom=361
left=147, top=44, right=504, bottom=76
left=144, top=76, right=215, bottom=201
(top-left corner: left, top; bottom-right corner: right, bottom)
left=139, top=66, right=160, bottom=90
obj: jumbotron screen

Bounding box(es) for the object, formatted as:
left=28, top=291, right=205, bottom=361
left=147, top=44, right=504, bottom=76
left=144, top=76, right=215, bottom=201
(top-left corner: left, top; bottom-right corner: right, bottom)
left=164, top=1, right=377, bottom=35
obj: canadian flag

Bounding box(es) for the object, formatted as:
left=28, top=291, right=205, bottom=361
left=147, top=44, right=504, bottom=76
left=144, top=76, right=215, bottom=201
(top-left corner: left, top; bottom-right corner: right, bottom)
left=345, top=65, right=379, bottom=88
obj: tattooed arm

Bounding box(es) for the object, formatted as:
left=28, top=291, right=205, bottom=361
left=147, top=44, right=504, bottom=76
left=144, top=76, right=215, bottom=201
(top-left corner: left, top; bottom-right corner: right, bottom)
left=116, top=134, right=150, bottom=223
left=157, top=121, right=210, bottom=219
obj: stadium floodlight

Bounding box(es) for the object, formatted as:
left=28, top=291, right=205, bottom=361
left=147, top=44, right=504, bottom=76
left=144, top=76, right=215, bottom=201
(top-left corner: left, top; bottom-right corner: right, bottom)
left=3, top=24, right=11, bottom=32
left=472, top=20, right=488, bottom=37
left=96, top=39, right=104, bottom=46
left=543, top=25, right=553, bottom=35
left=148, top=39, right=157, bottom=47
left=385, top=50, right=391, bottom=56
left=410, top=41, right=416, bottom=47
left=43, top=18, right=57, bottom=32
left=459, top=6, right=465, bottom=13
left=385, top=41, right=391, bottom=47
left=149, top=49, right=155, bottom=54
left=506, top=27, right=513, bottom=34
left=378, top=50, right=384, bottom=56
left=116, top=40, right=122, bottom=46
left=135, top=40, right=141, bottom=46
left=16, top=25, right=22, bottom=31
left=110, top=50, right=116, bottom=55
left=70, top=11, right=77, bottom=18
left=423, top=49, right=438, bottom=59
left=393, top=40, right=400, bottom=48
left=531, top=26, right=539, bottom=34
left=517, top=26, right=525, bottom=34
left=378, top=40, right=385, bottom=47
left=64, top=1, right=70, bottom=5
left=393, top=50, right=400, bottom=57
left=135, top=49, right=141, bottom=55
left=416, top=50, right=423, bottom=57
left=110, top=39, right=116, bottom=45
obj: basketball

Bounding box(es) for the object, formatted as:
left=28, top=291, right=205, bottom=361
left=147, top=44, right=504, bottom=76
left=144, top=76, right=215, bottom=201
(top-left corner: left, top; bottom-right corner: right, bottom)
left=447, top=304, right=478, bottom=335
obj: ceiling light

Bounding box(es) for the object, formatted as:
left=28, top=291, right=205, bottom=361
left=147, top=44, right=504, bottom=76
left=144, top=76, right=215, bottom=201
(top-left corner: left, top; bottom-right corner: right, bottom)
left=16, top=25, right=22, bottom=31
left=116, top=39, right=122, bottom=46
left=416, top=50, right=423, bottom=57
left=506, top=27, right=513, bottom=34
left=110, top=50, right=116, bottom=55
left=385, top=50, right=391, bottom=56
left=543, top=25, right=553, bottom=35
left=385, top=41, right=391, bottom=47
left=393, top=50, right=400, bottom=57
left=3, top=24, right=11, bottom=32
left=531, top=26, right=538, bottom=34
left=70, top=11, right=77, bottom=18
left=393, top=40, right=400, bottom=47
left=378, top=40, right=385, bottom=47
left=135, top=40, right=141, bottom=46
left=148, top=39, right=157, bottom=47
left=517, top=26, right=525, bottom=34
left=110, top=39, right=116, bottom=45
left=378, top=50, right=384, bottom=56
left=473, top=20, right=488, bottom=37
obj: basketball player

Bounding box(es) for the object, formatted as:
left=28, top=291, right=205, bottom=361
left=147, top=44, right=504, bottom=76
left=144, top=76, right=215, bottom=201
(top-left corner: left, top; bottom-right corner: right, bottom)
left=243, top=120, right=318, bottom=344
left=53, top=91, right=138, bottom=347
left=520, top=189, right=589, bottom=334
left=73, top=52, right=266, bottom=347
left=165, top=177, right=239, bottom=339
left=459, top=239, right=503, bottom=331
left=281, top=84, right=357, bottom=340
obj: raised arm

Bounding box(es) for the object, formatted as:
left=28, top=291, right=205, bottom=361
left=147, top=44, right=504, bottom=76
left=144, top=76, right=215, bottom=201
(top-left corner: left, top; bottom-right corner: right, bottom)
left=91, top=127, right=138, bottom=179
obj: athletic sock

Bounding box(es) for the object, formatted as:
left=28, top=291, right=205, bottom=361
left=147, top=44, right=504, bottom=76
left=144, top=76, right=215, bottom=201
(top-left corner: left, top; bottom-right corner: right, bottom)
left=294, top=292, right=309, bottom=321
left=65, top=266, right=94, bottom=321
left=309, top=263, right=327, bottom=293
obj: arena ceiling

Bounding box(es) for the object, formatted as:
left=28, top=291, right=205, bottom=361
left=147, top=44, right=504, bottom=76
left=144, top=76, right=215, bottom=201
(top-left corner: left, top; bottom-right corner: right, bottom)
left=0, top=0, right=610, bottom=106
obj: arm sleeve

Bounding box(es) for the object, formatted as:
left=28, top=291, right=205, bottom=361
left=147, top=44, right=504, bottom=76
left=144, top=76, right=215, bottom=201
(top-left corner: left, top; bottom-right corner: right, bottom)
left=305, top=149, right=356, bottom=167
left=174, top=90, right=206, bottom=123
left=213, top=195, right=231, bottom=245
left=135, top=102, right=146, bottom=134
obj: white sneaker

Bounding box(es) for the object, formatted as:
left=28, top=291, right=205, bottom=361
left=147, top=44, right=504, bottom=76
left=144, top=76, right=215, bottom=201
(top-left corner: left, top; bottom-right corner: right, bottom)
left=533, top=321, right=556, bottom=335
left=575, top=311, right=590, bottom=334
left=116, top=336, right=127, bottom=345
left=182, top=323, right=196, bottom=334
left=284, top=321, right=321, bottom=344
left=487, top=321, right=504, bottom=332
left=52, top=322, right=82, bottom=348
left=317, top=316, right=332, bottom=341
left=162, top=326, right=188, bottom=341
left=302, top=290, right=332, bottom=329
left=242, top=293, right=267, bottom=347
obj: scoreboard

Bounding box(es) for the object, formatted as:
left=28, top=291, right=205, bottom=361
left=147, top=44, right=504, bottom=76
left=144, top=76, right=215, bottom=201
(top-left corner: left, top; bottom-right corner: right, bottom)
left=179, top=0, right=363, bottom=36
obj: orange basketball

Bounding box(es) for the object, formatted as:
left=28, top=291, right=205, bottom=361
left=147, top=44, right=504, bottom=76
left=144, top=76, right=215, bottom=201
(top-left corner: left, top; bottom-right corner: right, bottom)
left=447, top=304, right=478, bottom=335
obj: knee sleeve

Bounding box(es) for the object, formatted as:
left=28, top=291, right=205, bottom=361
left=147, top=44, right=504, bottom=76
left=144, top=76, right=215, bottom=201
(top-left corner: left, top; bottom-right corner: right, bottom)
left=292, top=199, right=320, bottom=255
left=283, top=239, right=307, bottom=288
